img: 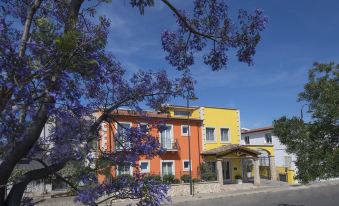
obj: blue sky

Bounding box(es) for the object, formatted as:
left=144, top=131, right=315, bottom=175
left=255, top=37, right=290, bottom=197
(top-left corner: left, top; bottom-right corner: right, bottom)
left=97, top=0, right=339, bottom=129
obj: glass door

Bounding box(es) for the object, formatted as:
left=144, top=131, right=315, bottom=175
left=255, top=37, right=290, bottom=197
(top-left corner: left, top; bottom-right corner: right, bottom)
left=222, top=160, right=232, bottom=183
left=162, top=162, right=173, bottom=175
left=160, top=125, right=172, bottom=149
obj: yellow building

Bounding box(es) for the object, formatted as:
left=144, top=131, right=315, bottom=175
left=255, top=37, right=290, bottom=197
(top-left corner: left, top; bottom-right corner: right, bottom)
left=168, top=105, right=296, bottom=185
left=168, top=105, right=266, bottom=185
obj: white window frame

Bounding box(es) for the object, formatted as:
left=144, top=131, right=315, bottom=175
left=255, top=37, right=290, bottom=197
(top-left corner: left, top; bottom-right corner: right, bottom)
left=115, top=122, right=132, bottom=150
left=264, top=133, right=272, bottom=144
left=160, top=160, right=175, bottom=176
left=206, top=127, right=216, bottom=142
left=244, top=136, right=250, bottom=145
left=139, top=160, right=150, bottom=173
left=116, top=165, right=133, bottom=176
left=182, top=160, right=192, bottom=171
left=158, top=124, right=174, bottom=149
left=181, top=125, right=190, bottom=136
left=220, top=128, right=230, bottom=143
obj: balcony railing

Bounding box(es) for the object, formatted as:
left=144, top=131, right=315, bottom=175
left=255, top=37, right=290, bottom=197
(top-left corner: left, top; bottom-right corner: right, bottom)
left=161, top=140, right=179, bottom=151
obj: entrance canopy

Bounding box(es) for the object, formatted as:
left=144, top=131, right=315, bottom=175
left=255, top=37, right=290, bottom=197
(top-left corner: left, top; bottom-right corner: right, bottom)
left=202, top=144, right=260, bottom=158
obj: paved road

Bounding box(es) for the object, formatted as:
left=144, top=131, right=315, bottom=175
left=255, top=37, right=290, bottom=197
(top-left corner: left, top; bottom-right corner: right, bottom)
left=174, top=184, right=339, bottom=206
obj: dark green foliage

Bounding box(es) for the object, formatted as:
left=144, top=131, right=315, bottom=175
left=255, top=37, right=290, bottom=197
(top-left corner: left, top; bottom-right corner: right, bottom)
left=173, top=178, right=180, bottom=184
left=145, top=175, right=162, bottom=182
left=162, top=174, right=177, bottom=184
left=274, top=63, right=339, bottom=183
left=180, top=174, right=191, bottom=183
left=235, top=175, right=242, bottom=180
left=192, top=178, right=201, bottom=183
left=199, top=163, right=217, bottom=181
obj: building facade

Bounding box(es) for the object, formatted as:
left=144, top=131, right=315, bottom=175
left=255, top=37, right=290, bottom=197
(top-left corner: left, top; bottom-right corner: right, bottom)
left=168, top=105, right=265, bottom=185
left=97, top=109, right=202, bottom=182
left=241, top=126, right=297, bottom=184
left=97, top=107, right=286, bottom=186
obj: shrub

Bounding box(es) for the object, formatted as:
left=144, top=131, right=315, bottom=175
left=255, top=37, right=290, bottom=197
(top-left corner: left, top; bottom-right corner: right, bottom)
left=162, top=174, right=176, bottom=184
left=200, top=163, right=217, bottom=181
left=115, top=174, right=133, bottom=181
left=180, top=174, right=191, bottom=183
left=193, top=178, right=201, bottom=183
left=144, top=175, right=162, bottom=182
left=201, top=173, right=217, bottom=181
left=173, top=178, right=180, bottom=184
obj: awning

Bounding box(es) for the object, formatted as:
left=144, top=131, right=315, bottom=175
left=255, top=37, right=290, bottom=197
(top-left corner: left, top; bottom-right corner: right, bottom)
left=201, top=144, right=260, bottom=158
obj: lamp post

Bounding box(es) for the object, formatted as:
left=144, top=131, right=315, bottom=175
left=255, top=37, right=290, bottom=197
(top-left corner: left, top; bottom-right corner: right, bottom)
left=187, top=94, right=198, bottom=196
left=300, top=103, right=308, bottom=120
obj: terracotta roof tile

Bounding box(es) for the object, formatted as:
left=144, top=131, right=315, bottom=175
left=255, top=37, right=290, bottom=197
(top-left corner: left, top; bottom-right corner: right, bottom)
left=241, top=126, right=274, bottom=134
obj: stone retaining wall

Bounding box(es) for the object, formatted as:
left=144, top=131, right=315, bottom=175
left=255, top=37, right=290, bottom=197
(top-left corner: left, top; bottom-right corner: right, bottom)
left=168, top=181, right=220, bottom=196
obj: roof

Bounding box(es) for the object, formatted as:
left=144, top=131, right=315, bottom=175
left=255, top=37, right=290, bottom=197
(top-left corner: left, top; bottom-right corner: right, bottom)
left=110, top=109, right=202, bottom=122
left=241, top=126, right=274, bottom=134
left=168, top=104, right=238, bottom=110
left=201, top=144, right=260, bottom=157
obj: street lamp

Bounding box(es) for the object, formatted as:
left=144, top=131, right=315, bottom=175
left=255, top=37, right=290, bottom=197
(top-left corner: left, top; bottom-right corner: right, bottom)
left=187, top=94, right=198, bottom=196
left=300, top=103, right=308, bottom=120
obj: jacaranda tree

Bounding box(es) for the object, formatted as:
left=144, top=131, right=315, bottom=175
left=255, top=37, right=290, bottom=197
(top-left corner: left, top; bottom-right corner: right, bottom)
left=0, top=0, right=267, bottom=205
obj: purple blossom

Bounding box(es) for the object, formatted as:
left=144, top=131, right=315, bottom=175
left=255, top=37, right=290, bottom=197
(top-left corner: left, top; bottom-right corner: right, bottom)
left=161, top=0, right=267, bottom=71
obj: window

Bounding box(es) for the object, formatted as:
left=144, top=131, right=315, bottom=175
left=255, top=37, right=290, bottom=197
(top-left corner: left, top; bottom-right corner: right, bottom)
left=183, top=160, right=191, bottom=171
left=116, top=123, right=131, bottom=150
left=160, top=125, right=173, bottom=149
left=161, top=161, right=174, bottom=176
left=206, top=128, right=215, bottom=142
left=220, top=128, right=229, bottom=142
left=181, top=125, right=189, bottom=136
left=244, top=136, right=250, bottom=144
left=259, top=157, right=269, bottom=166
left=139, top=161, right=150, bottom=173
left=174, top=110, right=190, bottom=116
left=265, top=133, right=272, bottom=144
left=139, top=123, right=148, bottom=134
left=117, top=165, right=131, bottom=176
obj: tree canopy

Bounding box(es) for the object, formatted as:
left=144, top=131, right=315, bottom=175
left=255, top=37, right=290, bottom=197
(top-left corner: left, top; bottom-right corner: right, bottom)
left=274, top=63, right=339, bottom=183
left=0, top=0, right=267, bottom=205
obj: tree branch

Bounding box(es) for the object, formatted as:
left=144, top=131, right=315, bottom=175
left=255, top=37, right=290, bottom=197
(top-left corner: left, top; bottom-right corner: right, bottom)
left=5, top=161, right=66, bottom=206
left=19, top=0, right=42, bottom=57
left=161, top=0, right=219, bottom=42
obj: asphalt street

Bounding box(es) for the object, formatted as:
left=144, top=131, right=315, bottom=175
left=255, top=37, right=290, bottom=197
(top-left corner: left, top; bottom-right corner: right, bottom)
left=174, top=184, right=339, bottom=206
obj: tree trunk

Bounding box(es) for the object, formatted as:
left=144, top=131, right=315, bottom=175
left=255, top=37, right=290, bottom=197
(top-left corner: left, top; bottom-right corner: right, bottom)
left=5, top=182, right=27, bottom=206
left=4, top=161, right=66, bottom=206
left=0, top=104, right=49, bottom=205
left=0, top=1, right=86, bottom=204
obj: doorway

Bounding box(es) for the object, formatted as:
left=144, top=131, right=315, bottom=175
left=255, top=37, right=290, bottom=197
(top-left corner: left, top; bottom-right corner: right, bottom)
left=222, top=160, right=232, bottom=183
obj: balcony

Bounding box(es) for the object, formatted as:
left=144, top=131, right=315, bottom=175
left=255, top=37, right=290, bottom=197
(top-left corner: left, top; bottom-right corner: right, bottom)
left=161, top=140, right=179, bottom=151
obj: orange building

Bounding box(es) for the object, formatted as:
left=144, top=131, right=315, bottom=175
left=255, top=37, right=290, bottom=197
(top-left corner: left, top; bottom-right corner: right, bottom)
left=97, top=109, right=203, bottom=181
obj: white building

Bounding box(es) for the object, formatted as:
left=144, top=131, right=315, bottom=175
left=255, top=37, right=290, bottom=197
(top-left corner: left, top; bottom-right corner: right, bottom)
left=240, top=126, right=298, bottom=184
